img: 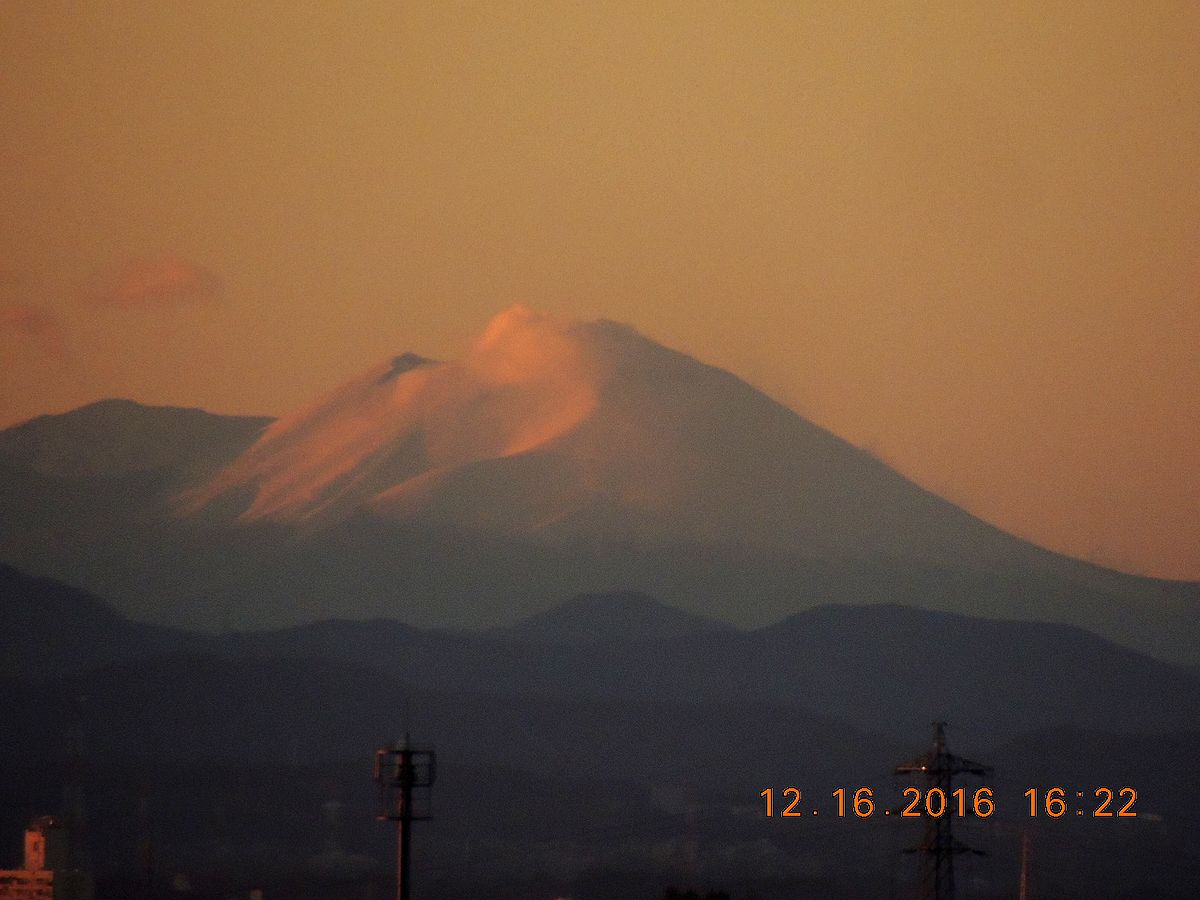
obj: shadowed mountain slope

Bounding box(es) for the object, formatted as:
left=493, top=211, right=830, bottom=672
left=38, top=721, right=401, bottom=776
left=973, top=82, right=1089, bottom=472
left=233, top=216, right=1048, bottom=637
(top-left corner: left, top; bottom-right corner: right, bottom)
left=5, top=568, right=1196, bottom=744
left=490, top=590, right=737, bottom=643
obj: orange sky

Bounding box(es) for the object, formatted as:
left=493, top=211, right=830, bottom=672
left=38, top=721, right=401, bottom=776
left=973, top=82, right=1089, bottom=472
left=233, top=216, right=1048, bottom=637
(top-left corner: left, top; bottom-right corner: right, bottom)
left=1, top=2, right=1196, bottom=580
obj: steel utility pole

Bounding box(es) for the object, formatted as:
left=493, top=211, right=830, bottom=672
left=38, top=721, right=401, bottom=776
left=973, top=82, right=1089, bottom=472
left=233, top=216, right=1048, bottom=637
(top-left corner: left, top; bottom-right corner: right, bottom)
left=374, top=735, right=436, bottom=900
left=894, top=721, right=991, bottom=900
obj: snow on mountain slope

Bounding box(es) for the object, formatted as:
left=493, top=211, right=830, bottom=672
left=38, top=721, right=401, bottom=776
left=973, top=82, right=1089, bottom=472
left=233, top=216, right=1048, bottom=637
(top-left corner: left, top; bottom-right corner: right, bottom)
left=185, top=307, right=602, bottom=522
left=186, top=306, right=1085, bottom=577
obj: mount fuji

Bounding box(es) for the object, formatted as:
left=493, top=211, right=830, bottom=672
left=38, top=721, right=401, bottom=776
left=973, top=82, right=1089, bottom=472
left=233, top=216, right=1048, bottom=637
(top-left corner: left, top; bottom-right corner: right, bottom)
left=1, top=307, right=1195, bottom=660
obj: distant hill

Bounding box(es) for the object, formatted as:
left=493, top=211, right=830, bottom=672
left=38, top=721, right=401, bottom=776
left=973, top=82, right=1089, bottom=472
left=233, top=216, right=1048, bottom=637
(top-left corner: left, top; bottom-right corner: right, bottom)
left=741, top=604, right=1200, bottom=740
left=0, top=563, right=192, bottom=678
left=217, top=595, right=1200, bottom=743
left=491, top=590, right=737, bottom=643
left=6, top=569, right=1194, bottom=746
left=0, top=398, right=270, bottom=480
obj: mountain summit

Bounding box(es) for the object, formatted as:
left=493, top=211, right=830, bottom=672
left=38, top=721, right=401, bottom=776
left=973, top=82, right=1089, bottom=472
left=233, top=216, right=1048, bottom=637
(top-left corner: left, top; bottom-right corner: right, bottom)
left=189, top=306, right=1048, bottom=570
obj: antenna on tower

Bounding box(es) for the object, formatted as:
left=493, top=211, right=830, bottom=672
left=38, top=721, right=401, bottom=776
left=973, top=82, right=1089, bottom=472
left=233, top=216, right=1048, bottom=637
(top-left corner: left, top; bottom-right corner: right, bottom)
left=374, top=734, right=436, bottom=900
left=894, top=721, right=991, bottom=900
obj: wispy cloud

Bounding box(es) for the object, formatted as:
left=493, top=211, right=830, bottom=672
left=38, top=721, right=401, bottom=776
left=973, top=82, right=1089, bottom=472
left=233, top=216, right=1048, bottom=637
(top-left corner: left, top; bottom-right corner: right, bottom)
left=88, top=255, right=223, bottom=308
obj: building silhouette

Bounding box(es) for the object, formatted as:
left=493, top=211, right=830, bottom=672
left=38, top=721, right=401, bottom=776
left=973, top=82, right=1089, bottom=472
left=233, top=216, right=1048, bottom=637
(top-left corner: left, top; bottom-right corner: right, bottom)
left=0, top=816, right=93, bottom=900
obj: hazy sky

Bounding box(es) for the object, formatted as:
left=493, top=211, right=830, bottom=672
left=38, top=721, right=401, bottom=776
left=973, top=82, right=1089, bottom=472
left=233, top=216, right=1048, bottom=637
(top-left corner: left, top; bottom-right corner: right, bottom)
left=1, top=2, right=1196, bottom=579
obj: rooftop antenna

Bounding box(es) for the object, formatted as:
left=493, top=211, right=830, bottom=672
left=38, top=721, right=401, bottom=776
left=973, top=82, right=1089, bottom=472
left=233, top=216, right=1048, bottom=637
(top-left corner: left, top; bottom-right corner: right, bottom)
left=374, top=734, right=436, bottom=900
left=894, top=721, right=991, bottom=900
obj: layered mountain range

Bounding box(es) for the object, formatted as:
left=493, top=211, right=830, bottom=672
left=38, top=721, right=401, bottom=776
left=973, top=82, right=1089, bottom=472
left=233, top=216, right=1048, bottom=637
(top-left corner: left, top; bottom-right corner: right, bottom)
left=1, top=307, right=1196, bottom=661
left=3, top=563, right=1199, bottom=897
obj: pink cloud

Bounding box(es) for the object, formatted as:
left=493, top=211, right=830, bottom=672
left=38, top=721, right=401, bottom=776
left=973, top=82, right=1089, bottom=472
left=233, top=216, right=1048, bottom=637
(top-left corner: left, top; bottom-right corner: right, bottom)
left=90, top=255, right=223, bottom=307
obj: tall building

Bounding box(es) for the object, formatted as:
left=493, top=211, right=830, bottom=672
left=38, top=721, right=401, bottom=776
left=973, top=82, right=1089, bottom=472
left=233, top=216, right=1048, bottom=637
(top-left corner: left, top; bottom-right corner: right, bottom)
left=0, top=817, right=93, bottom=900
